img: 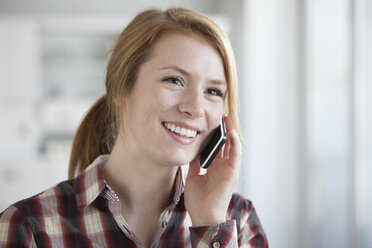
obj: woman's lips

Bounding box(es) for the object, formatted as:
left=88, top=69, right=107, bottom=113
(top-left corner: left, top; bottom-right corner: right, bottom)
left=162, top=122, right=199, bottom=145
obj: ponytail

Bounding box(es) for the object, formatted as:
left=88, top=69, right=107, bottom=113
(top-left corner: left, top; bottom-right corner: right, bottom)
left=68, top=95, right=115, bottom=179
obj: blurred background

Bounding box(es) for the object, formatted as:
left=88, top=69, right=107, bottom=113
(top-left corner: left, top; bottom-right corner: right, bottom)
left=0, top=0, right=371, bottom=247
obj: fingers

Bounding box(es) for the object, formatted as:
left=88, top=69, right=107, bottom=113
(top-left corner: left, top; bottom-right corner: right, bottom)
left=228, top=129, right=242, bottom=164
left=222, top=132, right=230, bottom=159
left=224, top=116, right=242, bottom=166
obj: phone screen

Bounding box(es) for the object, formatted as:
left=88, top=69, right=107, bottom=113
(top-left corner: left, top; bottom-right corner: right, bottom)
left=199, top=119, right=227, bottom=168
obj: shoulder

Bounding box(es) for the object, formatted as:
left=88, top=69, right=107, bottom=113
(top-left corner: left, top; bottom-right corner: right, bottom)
left=0, top=179, right=76, bottom=223
left=228, top=193, right=254, bottom=215
left=229, top=193, right=253, bottom=211
left=227, top=193, right=255, bottom=230
left=0, top=180, right=74, bottom=246
left=228, top=193, right=269, bottom=246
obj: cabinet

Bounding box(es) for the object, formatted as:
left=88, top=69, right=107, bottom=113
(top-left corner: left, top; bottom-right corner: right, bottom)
left=0, top=19, right=40, bottom=159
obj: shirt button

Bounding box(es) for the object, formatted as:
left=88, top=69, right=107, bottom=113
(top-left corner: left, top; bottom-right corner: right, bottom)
left=161, top=220, right=168, bottom=228
left=212, top=241, right=221, bottom=248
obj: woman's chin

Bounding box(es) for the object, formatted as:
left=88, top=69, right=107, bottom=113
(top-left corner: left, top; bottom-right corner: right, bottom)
left=165, top=155, right=197, bottom=167
left=155, top=148, right=200, bottom=167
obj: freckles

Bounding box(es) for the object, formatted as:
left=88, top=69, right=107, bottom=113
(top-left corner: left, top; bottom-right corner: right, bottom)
left=206, top=103, right=224, bottom=128
left=154, top=89, right=178, bottom=109
left=141, top=89, right=176, bottom=122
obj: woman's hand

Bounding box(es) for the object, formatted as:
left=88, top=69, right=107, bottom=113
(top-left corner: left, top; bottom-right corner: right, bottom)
left=184, top=116, right=242, bottom=226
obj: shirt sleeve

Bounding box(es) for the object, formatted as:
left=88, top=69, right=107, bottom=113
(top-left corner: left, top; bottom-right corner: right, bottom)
left=189, top=195, right=269, bottom=248
left=189, top=219, right=238, bottom=248
left=233, top=195, right=269, bottom=247
left=0, top=205, right=36, bottom=248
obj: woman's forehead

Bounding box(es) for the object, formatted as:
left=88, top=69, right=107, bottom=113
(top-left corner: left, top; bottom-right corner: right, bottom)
left=145, top=31, right=227, bottom=83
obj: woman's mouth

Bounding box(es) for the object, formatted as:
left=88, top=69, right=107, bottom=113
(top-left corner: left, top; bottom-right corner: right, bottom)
left=162, top=122, right=200, bottom=138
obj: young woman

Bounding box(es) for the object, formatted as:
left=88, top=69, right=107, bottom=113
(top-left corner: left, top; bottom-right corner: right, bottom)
left=0, top=7, right=268, bottom=247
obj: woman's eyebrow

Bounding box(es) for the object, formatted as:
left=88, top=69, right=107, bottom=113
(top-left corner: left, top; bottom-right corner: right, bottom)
left=159, top=65, right=190, bottom=76
left=160, top=65, right=227, bottom=86
left=209, top=79, right=227, bottom=87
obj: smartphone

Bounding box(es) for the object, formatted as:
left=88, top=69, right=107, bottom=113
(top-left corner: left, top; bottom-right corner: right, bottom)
left=199, top=118, right=227, bottom=169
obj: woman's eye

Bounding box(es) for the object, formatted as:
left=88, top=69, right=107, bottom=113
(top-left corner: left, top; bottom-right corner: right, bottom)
left=207, top=88, right=223, bottom=97
left=163, top=77, right=183, bottom=86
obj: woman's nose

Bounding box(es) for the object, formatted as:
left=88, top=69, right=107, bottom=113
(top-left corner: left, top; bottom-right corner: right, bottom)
left=178, top=89, right=204, bottom=118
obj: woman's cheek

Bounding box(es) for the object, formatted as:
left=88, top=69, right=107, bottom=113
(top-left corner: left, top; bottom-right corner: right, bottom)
left=155, top=91, right=182, bottom=112
left=206, top=103, right=224, bottom=127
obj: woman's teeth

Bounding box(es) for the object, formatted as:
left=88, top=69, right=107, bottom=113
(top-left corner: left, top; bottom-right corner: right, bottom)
left=163, top=122, right=197, bottom=138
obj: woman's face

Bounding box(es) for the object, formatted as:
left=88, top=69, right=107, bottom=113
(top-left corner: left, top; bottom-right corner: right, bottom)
left=123, top=31, right=227, bottom=166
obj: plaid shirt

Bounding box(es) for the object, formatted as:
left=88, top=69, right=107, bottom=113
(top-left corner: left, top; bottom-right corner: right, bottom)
left=0, top=155, right=268, bottom=247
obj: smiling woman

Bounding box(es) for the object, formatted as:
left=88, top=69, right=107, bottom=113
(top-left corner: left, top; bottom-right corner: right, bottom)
left=0, top=7, right=268, bottom=248
left=121, top=31, right=227, bottom=167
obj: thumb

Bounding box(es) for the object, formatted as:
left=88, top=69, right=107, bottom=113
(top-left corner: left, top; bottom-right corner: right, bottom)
left=187, top=156, right=201, bottom=178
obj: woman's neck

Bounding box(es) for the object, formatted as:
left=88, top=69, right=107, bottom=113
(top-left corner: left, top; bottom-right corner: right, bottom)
left=101, top=137, right=178, bottom=214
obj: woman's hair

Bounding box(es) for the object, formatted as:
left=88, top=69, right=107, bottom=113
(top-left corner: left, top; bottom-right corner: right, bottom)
left=68, top=7, right=240, bottom=179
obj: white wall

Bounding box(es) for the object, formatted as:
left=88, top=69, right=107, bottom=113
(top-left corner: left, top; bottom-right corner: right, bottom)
left=236, top=0, right=372, bottom=247
left=241, top=1, right=301, bottom=247
left=354, top=0, right=372, bottom=246
left=0, top=0, right=214, bottom=14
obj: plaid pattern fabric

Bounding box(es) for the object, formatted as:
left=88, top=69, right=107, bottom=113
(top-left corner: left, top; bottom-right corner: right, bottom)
left=0, top=155, right=268, bottom=247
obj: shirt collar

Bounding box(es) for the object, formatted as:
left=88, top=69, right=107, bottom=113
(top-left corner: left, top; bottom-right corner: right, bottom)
left=74, top=155, right=109, bottom=208
left=172, top=166, right=185, bottom=205
left=74, top=155, right=185, bottom=208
